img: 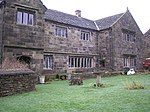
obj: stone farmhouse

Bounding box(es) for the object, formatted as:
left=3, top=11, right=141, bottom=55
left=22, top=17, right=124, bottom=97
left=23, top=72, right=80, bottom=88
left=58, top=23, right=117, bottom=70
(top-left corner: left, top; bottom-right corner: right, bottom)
left=0, top=0, right=144, bottom=76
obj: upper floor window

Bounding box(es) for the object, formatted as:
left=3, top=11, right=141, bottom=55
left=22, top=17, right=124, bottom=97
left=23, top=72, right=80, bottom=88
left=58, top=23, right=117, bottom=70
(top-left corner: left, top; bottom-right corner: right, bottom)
left=122, top=29, right=136, bottom=42
left=55, top=26, right=67, bottom=37
left=17, top=10, right=34, bottom=26
left=81, top=31, right=90, bottom=41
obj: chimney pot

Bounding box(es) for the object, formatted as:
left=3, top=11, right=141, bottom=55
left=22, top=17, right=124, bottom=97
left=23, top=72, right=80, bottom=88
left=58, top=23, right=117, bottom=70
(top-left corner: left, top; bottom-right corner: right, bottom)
left=75, top=10, right=81, bottom=17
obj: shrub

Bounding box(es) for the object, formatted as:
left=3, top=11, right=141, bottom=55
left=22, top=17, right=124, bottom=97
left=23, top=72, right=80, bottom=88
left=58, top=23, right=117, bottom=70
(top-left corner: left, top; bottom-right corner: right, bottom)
left=124, top=80, right=144, bottom=90
left=0, top=57, right=28, bottom=70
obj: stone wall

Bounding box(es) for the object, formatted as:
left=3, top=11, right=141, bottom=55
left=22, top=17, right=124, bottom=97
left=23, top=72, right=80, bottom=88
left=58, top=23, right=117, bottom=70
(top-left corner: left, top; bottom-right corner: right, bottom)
left=44, top=21, right=98, bottom=73
left=0, top=5, right=4, bottom=64
left=0, top=69, right=36, bottom=97
left=2, top=0, right=46, bottom=74
left=109, top=11, right=144, bottom=71
left=144, top=29, right=150, bottom=58
left=97, top=10, right=144, bottom=71
left=98, top=29, right=114, bottom=70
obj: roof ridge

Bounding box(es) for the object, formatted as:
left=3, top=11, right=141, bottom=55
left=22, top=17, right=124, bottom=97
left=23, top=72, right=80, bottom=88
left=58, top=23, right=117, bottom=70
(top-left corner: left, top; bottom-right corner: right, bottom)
left=95, top=13, right=124, bottom=21
left=45, top=9, right=97, bottom=30
left=95, top=12, right=124, bottom=30
left=110, top=12, right=125, bottom=27
left=144, top=29, right=150, bottom=36
left=46, top=8, right=94, bottom=22
left=45, top=8, right=125, bottom=31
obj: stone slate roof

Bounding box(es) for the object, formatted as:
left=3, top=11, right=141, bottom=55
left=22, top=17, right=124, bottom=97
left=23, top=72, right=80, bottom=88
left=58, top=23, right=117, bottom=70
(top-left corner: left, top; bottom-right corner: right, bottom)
left=44, top=9, right=125, bottom=31
left=45, top=9, right=97, bottom=30
left=95, top=13, right=124, bottom=30
left=144, top=29, right=150, bottom=37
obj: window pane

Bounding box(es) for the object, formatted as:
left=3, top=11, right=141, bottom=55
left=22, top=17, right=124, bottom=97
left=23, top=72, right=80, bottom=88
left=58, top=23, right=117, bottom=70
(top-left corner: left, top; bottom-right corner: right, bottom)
left=86, top=34, right=89, bottom=40
left=78, top=58, right=80, bottom=67
left=69, top=57, right=93, bottom=68
left=23, top=12, right=28, bottom=25
left=45, top=57, right=49, bottom=68
left=43, top=56, right=53, bottom=69
left=71, top=58, right=74, bottom=67
left=58, top=28, right=61, bottom=36
left=17, top=11, right=22, bottom=24
left=81, top=31, right=90, bottom=41
left=29, top=14, right=33, bottom=25
left=55, top=27, right=67, bottom=37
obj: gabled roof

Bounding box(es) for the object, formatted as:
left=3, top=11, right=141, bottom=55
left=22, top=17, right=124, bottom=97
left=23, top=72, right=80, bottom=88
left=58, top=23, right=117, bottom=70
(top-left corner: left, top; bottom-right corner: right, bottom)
left=144, top=29, right=150, bottom=37
left=95, top=13, right=124, bottom=30
left=44, top=8, right=126, bottom=31
left=44, top=9, right=97, bottom=30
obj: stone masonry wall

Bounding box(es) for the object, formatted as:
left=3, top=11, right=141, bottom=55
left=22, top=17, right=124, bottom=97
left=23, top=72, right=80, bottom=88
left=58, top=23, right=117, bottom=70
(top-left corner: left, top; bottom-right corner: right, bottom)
left=144, top=30, right=150, bottom=58
left=2, top=0, right=46, bottom=74
left=0, top=6, right=3, bottom=64
left=112, top=11, right=144, bottom=71
left=44, top=21, right=98, bottom=73
left=98, top=29, right=114, bottom=70
left=0, top=69, right=36, bottom=97
left=44, top=21, right=97, bottom=54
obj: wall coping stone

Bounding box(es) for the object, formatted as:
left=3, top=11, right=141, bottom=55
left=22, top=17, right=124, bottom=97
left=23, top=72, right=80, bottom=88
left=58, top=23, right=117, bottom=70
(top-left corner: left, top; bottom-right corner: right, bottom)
left=0, top=69, right=35, bottom=75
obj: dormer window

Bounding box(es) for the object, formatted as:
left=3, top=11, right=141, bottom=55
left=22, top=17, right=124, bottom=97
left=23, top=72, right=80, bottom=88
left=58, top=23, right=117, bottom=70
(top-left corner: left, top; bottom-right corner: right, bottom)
left=17, top=9, right=34, bottom=26
left=81, top=31, right=90, bottom=41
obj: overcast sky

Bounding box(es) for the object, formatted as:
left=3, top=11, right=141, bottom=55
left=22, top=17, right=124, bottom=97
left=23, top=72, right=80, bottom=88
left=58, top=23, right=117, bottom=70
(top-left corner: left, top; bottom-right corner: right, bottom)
left=41, top=0, right=149, bottom=34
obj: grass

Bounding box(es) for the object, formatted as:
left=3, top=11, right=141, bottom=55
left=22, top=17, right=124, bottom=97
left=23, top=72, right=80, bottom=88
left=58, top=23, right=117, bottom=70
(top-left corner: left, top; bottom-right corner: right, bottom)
left=0, top=74, right=150, bottom=112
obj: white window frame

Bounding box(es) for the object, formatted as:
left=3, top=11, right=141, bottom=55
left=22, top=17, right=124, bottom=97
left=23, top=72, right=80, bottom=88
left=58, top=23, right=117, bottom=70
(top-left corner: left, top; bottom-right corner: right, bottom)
left=55, top=26, right=67, bottom=38
left=81, top=31, right=90, bottom=41
left=43, top=55, right=53, bottom=70
left=122, top=30, right=135, bottom=42
left=17, top=10, right=34, bottom=26
left=69, top=57, right=92, bottom=68
left=123, top=56, right=136, bottom=67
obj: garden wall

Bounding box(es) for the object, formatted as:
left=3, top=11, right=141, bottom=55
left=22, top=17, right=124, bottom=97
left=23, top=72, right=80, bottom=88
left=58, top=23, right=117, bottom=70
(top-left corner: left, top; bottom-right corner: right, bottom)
left=0, top=69, right=36, bottom=97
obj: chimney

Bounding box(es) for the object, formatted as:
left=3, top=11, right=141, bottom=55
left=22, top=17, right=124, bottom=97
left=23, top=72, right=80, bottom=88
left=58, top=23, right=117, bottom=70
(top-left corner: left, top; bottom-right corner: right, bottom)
left=75, top=10, right=81, bottom=17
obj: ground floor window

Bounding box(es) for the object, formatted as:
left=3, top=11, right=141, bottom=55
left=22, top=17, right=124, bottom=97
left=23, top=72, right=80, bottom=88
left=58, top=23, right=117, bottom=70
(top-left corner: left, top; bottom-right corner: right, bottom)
left=43, top=55, right=53, bottom=69
left=69, top=57, right=92, bottom=68
left=123, top=55, right=136, bottom=67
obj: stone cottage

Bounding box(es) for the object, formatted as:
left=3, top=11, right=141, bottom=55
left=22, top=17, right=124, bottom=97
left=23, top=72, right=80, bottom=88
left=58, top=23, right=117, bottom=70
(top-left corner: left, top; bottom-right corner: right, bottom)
left=0, top=0, right=144, bottom=76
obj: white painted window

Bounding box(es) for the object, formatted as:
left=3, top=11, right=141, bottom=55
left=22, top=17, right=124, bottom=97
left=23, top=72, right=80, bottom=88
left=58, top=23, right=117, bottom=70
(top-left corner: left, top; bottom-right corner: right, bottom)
left=81, top=31, right=90, bottom=41
left=55, top=26, right=67, bottom=37
left=43, top=55, right=53, bottom=69
left=17, top=11, right=22, bottom=24
left=123, top=55, right=136, bottom=67
left=17, top=10, right=34, bottom=26
left=122, top=30, right=135, bottom=42
left=69, top=57, right=92, bottom=68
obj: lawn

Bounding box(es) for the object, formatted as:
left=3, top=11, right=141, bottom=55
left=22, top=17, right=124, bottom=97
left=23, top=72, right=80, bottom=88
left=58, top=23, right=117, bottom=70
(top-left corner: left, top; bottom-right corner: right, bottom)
left=0, top=74, right=150, bottom=112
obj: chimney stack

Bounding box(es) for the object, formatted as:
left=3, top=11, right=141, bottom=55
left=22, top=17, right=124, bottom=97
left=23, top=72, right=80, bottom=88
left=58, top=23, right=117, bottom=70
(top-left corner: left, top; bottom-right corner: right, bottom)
left=75, top=10, right=81, bottom=17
